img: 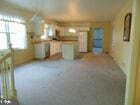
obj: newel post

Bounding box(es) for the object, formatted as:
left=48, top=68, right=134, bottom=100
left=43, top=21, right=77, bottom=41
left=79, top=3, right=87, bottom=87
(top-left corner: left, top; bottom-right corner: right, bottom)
left=8, top=42, right=17, bottom=99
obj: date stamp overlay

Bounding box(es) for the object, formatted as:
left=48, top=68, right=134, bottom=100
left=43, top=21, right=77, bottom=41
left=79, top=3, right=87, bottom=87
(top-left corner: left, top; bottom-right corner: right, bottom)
left=0, top=99, right=19, bottom=105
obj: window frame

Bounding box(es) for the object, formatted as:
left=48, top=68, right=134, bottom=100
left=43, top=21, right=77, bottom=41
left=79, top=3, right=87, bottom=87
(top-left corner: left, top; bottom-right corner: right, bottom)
left=44, top=24, right=54, bottom=37
left=0, top=15, right=27, bottom=50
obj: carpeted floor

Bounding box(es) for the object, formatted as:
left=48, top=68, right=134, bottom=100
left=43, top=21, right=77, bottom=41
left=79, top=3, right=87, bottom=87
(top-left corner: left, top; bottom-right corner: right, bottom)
left=14, top=53, right=126, bottom=105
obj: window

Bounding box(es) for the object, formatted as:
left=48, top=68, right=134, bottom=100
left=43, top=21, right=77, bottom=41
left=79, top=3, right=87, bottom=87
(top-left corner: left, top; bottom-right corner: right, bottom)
left=0, top=14, right=27, bottom=50
left=44, top=24, right=54, bottom=37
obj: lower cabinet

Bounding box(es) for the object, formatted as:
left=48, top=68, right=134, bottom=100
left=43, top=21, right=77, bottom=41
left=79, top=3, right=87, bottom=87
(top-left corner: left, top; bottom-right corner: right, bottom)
left=50, top=41, right=61, bottom=56
left=34, top=43, right=50, bottom=59
left=34, top=41, right=61, bottom=59
left=62, top=43, right=79, bottom=60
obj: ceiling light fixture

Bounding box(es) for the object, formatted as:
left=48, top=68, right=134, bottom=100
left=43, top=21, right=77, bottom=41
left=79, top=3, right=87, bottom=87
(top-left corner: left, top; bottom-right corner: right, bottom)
left=31, top=0, right=44, bottom=22
left=69, top=28, right=76, bottom=33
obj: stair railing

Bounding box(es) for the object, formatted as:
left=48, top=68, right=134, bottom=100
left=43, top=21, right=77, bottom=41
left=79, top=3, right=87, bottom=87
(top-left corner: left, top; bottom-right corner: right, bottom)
left=0, top=45, right=17, bottom=99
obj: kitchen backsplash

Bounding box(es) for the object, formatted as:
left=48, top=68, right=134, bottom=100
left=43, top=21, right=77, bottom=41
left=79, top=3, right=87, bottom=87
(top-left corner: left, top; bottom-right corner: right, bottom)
left=58, top=36, right=78, bottom=41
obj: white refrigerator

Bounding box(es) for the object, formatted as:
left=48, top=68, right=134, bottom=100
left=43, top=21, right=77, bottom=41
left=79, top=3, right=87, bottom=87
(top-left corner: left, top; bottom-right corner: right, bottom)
left=78, top=32, right=88, bottom=52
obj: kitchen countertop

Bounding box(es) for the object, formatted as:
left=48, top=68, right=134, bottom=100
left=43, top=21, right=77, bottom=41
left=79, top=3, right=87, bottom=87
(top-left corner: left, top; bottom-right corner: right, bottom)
left=33, top=40, right=78, bottom=44
left=62, top=42, right=78, bottom=44
left=33, top=40, right=58, bottom=44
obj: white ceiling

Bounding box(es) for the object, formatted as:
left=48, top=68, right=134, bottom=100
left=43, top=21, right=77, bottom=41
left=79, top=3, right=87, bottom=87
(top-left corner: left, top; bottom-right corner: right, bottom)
left=1, top=0, right=127, bottom=22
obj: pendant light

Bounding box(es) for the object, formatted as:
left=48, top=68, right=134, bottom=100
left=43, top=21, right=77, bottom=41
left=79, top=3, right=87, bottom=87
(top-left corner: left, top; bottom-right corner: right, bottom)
left=31, top=0, right=44, bottom=22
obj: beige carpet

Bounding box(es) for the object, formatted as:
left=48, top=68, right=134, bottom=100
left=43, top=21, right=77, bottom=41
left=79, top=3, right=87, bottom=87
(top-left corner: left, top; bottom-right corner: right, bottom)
left=14, top=53, right=126, bottom=105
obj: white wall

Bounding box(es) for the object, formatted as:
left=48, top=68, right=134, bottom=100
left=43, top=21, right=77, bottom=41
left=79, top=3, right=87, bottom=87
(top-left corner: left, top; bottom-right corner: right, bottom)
left=110, top=0, right=133, bottom=75
left=110, top=0, right=140, bottom=105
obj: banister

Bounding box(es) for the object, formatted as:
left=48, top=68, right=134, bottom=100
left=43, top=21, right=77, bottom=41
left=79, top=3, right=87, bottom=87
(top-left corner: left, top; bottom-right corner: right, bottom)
left=0, top=48, right=17, bottom=99
left=0, top=52, right=11, bottom=63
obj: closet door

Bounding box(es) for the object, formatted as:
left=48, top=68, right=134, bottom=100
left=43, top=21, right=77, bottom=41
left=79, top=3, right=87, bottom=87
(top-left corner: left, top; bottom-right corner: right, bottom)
left=78, top=32, right=88, bottom=52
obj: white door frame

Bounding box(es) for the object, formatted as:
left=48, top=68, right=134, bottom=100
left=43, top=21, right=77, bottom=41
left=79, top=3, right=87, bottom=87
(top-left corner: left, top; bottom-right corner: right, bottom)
left=124, top=0, right=140, bottom=105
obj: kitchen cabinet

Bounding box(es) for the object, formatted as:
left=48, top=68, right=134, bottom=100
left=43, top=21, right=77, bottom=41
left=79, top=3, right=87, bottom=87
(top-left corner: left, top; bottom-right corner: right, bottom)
left=50, top=41, right=61, bottom=56
left=59, top=27, right=66, bottom=36
left=59, top=27, right=90, bottom=36
left=62, top=42, right=79, bottom=60
left=34, top=41, right=61, bottom=59
left=78, top=27, right=90, bottom=32
left=60, top=27, right=77, bottom=36
left=34, top=43, right=50, bottom=59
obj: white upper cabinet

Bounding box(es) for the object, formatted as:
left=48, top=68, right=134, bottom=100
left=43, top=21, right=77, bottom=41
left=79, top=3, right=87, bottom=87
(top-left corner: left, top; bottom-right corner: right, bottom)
left=60, top=27, right=77, bottom=36
left=59, top=27, right=90, bottom=36
left=78, top=27, right=90, bottom=32
left=32, top=20, right=44, bottom=36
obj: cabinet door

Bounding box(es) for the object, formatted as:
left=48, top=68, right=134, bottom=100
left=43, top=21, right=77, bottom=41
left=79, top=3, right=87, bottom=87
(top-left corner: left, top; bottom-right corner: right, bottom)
left=50, top=42, right=62, bottom=56
left=54, top=42, right=57, bottom=54
left=60, top=27, right=77, bottom=36
left=55, top=42, right=61, bottom=53
left=45, top=43, right=50, bottom=57
left=58, top=42, right=62, bottom=53
left=50, top=43, right=55, bottom=56
left=60, top=27, right=65, bottom=36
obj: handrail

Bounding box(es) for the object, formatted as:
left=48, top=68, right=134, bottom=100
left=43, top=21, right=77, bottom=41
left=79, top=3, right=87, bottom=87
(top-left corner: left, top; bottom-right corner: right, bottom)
left=0, top=48, right=17, bottom=99
left=0, top=52, right=11, bottom=63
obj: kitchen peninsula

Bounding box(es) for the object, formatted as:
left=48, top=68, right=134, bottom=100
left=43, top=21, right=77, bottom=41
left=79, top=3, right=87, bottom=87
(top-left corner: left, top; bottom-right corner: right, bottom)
left=62, top=42, right=79, bottom=60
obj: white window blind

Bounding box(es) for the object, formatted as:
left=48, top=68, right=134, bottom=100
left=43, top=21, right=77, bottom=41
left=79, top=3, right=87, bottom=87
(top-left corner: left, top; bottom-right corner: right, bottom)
left=0, top=14, right=27, bottom=50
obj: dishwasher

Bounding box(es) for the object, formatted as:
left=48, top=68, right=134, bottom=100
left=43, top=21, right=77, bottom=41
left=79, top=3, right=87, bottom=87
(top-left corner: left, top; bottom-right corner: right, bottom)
left=34, top=43, right=50, bottom=59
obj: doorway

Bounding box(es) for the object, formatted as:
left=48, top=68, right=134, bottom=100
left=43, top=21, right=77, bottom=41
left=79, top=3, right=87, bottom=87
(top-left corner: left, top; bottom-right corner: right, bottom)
left=92, top=28, right=103, bottom=54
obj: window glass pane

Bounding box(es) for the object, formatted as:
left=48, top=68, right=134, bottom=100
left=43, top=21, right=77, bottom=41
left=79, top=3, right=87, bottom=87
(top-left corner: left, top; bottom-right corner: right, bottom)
left=49, top=28, right=53, bottom=36
left=10, top=23, right=26, bottom=49
left=0, top=14, right=3, bottom=20
left=46, top=28, right=50, bottom=36
left=0, top=21, right=6, bottom=33
left=0, top=14, right=27, bottom=50
left=17, top=24, right=26, bottom=49
left=9, top=22, right=15, bottom=34
left=44, top=24, right=54, bottom=37
left=0, top=33, right=8, bottom=49
left=44, top=28, right=46, bottom=36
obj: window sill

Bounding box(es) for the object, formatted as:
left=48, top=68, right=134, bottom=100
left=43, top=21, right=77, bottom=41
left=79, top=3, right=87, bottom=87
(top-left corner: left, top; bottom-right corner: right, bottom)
left=0, top=48, right=27, bottom=52
left=14, top=48, right=27, bottom=51
left=0, top=49, right=8, bottom=52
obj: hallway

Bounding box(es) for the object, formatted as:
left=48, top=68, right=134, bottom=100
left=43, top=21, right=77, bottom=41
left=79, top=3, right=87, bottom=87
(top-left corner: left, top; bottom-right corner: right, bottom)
left=14, top=53, right=126, bottom=105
